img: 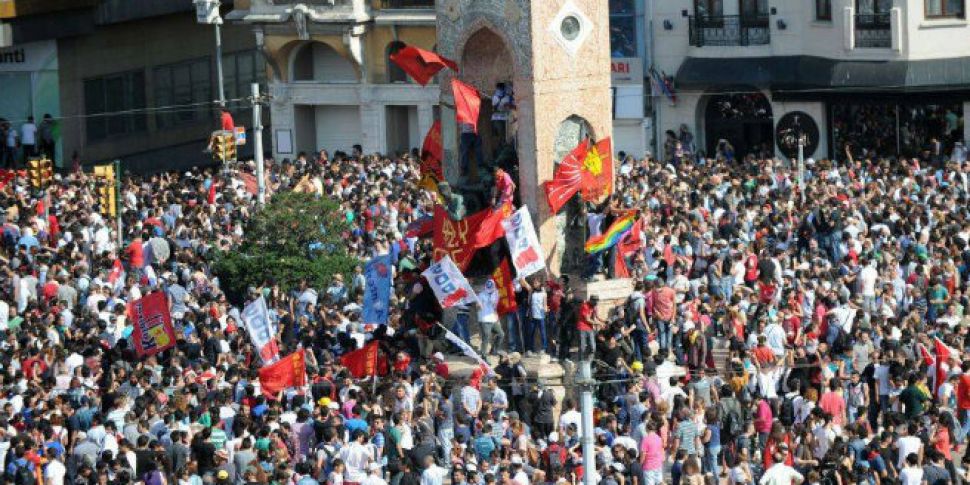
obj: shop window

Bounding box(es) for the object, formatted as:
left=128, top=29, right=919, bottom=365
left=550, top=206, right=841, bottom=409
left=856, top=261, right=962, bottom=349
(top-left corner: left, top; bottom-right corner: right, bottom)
left=816, top=0, right=832, bottom=20
left=925, top=0, right=965, bottom=18
left=84, top=70, right=147, bottom=142
left=153, top=57, right=211, bottom=130
left=610, top=0, right=638, bottom=57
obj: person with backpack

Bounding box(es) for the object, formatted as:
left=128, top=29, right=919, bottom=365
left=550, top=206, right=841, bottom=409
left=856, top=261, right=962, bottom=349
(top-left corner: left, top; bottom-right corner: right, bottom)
left=543, top=432, right=567, bottom=480
left=626, top=282, right=650, bottom=362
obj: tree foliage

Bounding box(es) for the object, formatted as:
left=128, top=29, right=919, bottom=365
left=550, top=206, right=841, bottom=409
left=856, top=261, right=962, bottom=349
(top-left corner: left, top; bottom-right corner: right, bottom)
left=213, top=192, right=360, bottom=302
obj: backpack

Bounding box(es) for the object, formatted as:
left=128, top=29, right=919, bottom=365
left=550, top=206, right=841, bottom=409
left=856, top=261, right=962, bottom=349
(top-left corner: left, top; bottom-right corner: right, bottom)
left=546, top=444, right=565, bottom=474
left=832, top=328, right=852, bottom=355
left=779, top=396, right=796, bottom=427
left=12, top=460, right=33, bottom=485
left=720, top=403, right=743, bottom=437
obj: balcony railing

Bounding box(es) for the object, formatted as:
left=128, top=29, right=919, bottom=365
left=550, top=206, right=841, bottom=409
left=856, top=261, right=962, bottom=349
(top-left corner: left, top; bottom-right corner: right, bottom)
left=688, top=14, right=770, bottom=47
left=381, top=0, right=434, bottom=8
left=854, top=12, right=891, bottom=48
left=270, top=0, right=351, bottom=5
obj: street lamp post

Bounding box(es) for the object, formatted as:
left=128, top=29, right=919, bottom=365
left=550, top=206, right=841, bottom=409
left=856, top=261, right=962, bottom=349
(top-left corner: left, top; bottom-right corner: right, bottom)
left=194, top=0, right=226, bottom=106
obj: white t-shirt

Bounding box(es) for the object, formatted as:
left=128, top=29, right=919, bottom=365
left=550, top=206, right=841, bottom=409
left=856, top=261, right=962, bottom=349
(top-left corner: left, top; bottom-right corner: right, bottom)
left=529, top=290, right=546, bottom=319
left=338, top=442, right=374, bottom=483
left=899, top=466, right=923, bottom=485
left=759, top=463, right=803, bottom=485
left=860, top=265, right=878, bottom=297
left=477, top=284, right=499, bottom=323
left=45, top=459, right=66, bottom=485
left=21, top=122, right=36, bottom=145
left=896, top=436, right=922, bottom=469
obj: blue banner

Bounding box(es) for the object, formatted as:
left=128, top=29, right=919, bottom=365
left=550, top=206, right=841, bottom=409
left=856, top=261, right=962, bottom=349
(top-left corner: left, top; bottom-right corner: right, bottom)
left=362, top=254, right=392, bottom=325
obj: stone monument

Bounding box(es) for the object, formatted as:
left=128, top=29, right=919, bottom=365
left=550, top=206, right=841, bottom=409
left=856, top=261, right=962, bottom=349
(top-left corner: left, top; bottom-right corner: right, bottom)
left=435, top=0, right=613, bottom=276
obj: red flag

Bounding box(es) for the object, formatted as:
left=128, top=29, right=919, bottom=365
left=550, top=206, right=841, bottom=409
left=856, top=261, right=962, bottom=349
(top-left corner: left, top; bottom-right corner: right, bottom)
left=614, top=217, right=644, bottom=278
left=919, top=343, right=934, bottom=366
left=934, top=337, right=953, bottom=395
left=492, top=259, right=517, bottom=315
left=259, top=349, right=307, bottom=399
left=339, top=341, right=382, bottom=378
left=432, top=205, right=508, bottom=270
left=240, top=173, right=258, bottom=195
left=579, top=137, right=614, bottom=201
left=108, top=259, right=124, bottom=285
left=207, top=182, right=217, bottom=205
left=452, top=79, right=482, bottom=133
left=128, top=292, right=177, bottom=358
left=544, top=139, right=590, bottom=213
left=420, top=121, right=444, bottom=180
left=389, top=45, right=458, bottom=86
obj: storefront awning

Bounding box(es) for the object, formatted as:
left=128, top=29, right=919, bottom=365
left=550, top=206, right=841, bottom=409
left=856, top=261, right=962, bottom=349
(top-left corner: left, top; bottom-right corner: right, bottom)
left=675, top=55, right=970, bottom=100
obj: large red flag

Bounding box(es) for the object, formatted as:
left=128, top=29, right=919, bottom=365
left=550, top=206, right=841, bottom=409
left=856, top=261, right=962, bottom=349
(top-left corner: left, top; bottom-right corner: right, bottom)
left=579, top=137, right=614, bottom=201
left=934, top=337, right=957, bottom=395
left=259, top=348, right=306, bottom=399
left=432, top=204, right=508, bottom=270
left=389, top=45, right=458, bottom=86
left=452, top=79, right=482, bottom=133
left=339, top=341, right=384, bottom=378
left=544, top=139, right=590, bottom=214
left=420, top=121, right=444, bottom=180
left=492, top=259, right=517, bottom=315
left=128, top=292, right=177, bottom=358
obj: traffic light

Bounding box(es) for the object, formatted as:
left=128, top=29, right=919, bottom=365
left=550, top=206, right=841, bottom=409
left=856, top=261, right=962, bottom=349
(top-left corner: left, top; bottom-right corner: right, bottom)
left=214, top=132, right=236, bottom=162
left=28, top=158, right=52, bottom=188
left=94, top=164, right=117, bottom=217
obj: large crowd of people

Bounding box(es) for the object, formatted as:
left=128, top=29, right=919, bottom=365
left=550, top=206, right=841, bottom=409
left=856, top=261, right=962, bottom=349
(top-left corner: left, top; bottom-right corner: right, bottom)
left=1, top=124, right=970, bottom=485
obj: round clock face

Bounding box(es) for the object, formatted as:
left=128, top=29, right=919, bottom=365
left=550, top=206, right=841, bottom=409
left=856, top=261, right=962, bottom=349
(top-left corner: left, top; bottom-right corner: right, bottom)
left=560, top=16, right=581, bottom=41
left=775, top=111, right=820, bottom=159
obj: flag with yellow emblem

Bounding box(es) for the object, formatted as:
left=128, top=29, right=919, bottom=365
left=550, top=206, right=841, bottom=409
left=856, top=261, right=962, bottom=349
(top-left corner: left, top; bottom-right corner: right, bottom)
left=543, top=137, right=614, bottom=213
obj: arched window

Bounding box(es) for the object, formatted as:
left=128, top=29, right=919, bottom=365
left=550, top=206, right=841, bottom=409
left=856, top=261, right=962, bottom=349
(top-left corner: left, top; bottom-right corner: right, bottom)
left=291, top=42, right=358, bottom=83
left=387, top=41, right=408, bottom=83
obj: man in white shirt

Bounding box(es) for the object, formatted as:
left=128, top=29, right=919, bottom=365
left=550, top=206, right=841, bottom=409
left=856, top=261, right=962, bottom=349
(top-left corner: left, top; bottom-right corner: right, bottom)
left=859, top=259, right=879, bottom=316
left=528, top=283, right=547, bottom=354
left=20, top=117, right=36, bottom=160
left=420, top=455, right=447, bottom=485
left=44, top=449, right=66, bottom=485
left=361, top=462, right=387, bottom=485
left=477, top=279, right=504, bottom=356
left=895, top=423, right=923, bottom=470
left=338, top=430, right=374, bottom=484
left=759, top=450, right=804, bottom=485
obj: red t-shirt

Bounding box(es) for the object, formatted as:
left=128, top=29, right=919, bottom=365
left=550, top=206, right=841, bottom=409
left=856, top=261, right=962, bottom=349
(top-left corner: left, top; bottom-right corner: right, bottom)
left=126, top=239, right=144, bottom=268
left=957, top=374, right=970, bottom=410
left=577, top=302, right=594, bottom=332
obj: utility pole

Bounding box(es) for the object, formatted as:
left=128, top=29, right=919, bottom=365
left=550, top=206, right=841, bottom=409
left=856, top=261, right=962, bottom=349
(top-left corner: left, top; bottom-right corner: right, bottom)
left=194, top=0, right=225, bottom=106
left=114, top=159, right=122, bottom=246
left=797, top=134, right=805, bottom=204
left=578, top=360, right=595, bottom=485
left=252, top=83, right=266, bottom=205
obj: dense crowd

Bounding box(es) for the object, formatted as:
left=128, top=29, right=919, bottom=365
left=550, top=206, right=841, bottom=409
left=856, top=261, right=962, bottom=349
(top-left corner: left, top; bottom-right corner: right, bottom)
left=1, top=125, right=970, bottom=485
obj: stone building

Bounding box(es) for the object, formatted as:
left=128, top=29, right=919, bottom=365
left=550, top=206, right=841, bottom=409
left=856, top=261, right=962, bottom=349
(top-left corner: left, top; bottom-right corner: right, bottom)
left=435, top=0, right=613, bottom=274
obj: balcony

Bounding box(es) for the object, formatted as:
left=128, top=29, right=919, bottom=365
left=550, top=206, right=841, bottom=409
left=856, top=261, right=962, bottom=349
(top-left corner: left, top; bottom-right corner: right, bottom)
left=381, top=0, right=433, bottom=7
left=854, top=13, right=891, bottom=48
left=688, top=14, right=770, bottom=47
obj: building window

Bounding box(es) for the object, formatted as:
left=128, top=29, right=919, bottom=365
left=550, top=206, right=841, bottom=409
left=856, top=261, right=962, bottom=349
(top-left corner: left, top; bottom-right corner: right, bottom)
left=740, top=0, right=769, bottom=17
left=816, top=0, right=832, bottom=20
left=153, top=57, right=211, bottom=130
left=859, top=0, right=893, bottom=15
left=609, top=0, right=639, bottom=57
left=222, top=50, right=267, bottom=126
left=84, top=70, right=146, bottom=142
left=387, top=41, right=408, bottom=83
left=925, top=0, right=965, bottom=18
left=694, top=0, right=723, bottom=17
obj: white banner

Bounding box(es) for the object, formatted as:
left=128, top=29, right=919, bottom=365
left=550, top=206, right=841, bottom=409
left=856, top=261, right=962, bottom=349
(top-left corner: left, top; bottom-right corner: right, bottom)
left=241, top=296, right=280, bottom=363
left=502, top=207, right=546, bottom=278
left=422, top=255, right=479, bottom=308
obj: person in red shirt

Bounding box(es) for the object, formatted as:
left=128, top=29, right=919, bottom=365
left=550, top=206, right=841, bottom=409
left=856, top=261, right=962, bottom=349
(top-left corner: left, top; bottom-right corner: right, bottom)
left=125, top=234, right=144, bottom=269
left=577, top=295, right=604, bottom=359
left=651, top=281, right=677, bottom=354
left=957, top=361, right=970, bottom=436
left=220, top=108, right=235, bottom=131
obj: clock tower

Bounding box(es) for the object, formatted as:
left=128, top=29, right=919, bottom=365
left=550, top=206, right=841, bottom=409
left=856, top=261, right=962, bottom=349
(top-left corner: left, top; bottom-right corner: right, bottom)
left=436, top=0, right=613, bottom=275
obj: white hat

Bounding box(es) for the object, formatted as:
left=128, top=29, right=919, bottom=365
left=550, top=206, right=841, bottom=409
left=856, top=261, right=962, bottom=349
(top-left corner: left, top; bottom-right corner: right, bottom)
left=548, top=432, right=559, bottom=442
left=432, top=352, right=444, bottom=361
left=510, top=455, right=523, bottom=465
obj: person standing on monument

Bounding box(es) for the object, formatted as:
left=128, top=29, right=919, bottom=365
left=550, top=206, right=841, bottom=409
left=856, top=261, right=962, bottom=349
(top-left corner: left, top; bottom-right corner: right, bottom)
left=492, top=166, right=516, bottom=208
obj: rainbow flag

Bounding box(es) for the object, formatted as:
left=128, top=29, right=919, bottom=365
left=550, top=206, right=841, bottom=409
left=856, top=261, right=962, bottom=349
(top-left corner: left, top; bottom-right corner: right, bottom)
left=585, top=214, right=636, bottom=254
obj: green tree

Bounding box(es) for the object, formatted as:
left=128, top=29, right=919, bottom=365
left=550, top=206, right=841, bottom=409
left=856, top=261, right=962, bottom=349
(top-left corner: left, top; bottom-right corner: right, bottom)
left=213, top=191, right=360, bottom=302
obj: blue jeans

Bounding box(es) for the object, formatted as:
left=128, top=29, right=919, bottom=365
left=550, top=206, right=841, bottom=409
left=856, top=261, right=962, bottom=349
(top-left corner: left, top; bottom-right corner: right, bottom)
left=656, top=320, right=672, bottom=352
left=960, top=409, right=970, bottom=444
left=632, top=324, right=649, bottom=361
left=459, top=132, right=484, bottom=175
left=704, top=445, right=721, bottom=477
left=453, top=312, right=471, bottom=343
left=507, top=312, right=523, bottom=353
left=527, top=316, right=547, bottom=353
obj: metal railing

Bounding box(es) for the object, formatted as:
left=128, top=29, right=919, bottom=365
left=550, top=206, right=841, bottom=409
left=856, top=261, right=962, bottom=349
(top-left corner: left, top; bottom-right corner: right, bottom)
left=381, top=0, right=434, bottom=8
left=854, top=12, right=891, bottom=48
left=269, top=0, right=351, bottom=5
left=688, top=14, right=770, bottom=47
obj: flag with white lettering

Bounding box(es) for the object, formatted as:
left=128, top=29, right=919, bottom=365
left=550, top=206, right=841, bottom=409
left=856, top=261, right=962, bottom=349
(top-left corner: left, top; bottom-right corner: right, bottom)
left=241, top=296, right=280, bottom=363
left=501, top=207, right=546, bottom=278
left=362, top=255, right=392, bottom=325
left=422, top=255, right=479, bottom=308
